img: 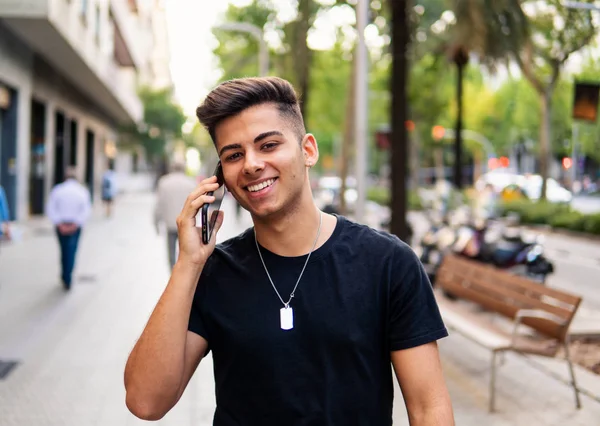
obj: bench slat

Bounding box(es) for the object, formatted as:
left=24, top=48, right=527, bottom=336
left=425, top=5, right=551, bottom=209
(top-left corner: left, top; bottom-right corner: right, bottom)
left=437, top=300, right=512, bottom=351
left=442, top=255, right=581, bottom=305
left=436, top=254, right=582, bottom=341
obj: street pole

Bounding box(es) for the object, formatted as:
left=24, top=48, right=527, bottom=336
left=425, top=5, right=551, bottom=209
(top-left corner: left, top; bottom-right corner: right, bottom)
left=354, top=0, right=368, bottom=222
left=572, top=123, right=578, bottom=188
left=214, top=22, right=269, bottom=76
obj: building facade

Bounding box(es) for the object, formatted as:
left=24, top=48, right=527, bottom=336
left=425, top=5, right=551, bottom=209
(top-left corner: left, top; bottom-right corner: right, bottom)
left=0, top=0, right=163, bottom=221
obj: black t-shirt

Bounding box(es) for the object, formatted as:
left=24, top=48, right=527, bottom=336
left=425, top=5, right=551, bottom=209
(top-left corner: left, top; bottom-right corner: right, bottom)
left=188, top=215, right=448, bottom=426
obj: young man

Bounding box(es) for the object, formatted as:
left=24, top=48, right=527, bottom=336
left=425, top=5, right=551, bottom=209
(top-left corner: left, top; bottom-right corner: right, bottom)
left=46, top=166, right=92, bottom=290
left=125, top=77, right=454, bottom=425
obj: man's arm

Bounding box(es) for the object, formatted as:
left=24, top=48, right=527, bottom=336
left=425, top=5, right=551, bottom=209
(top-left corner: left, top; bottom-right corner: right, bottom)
left=45, top=188, right=59, bottom=225
left=124, top=262, right=208, bottom=420
left=124, top=176, right=222, bottom=421
left=391, top=342, right=454, bottom=426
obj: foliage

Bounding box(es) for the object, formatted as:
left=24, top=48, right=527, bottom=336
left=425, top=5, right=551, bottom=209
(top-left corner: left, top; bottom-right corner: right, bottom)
left=367, top=186, right=423, bottom=211
left=119, top=87, right=186, bottom=161
left=498, top=199, right=600, bottom=235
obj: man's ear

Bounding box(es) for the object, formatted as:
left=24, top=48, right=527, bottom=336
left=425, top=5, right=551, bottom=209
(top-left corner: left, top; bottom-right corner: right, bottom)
left=302, top=134, right=319, bottom=168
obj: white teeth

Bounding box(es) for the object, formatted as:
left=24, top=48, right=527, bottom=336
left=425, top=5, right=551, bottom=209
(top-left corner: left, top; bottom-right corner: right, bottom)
left=248, top=179, right=274, bottom=192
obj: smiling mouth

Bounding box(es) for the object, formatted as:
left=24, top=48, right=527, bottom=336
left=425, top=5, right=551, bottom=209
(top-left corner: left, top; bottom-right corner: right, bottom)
left=246, top=178, right=277, bottom=193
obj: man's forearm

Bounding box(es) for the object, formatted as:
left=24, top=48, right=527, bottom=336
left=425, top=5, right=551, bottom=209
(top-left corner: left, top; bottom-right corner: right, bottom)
left=124, top=261, right=204, bottom=415
left=408, top=399, right=455, bottom=426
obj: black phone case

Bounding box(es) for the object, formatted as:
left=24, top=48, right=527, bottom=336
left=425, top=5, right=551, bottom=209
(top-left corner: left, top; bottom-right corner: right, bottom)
left=202, top=162, right=223, bottom=244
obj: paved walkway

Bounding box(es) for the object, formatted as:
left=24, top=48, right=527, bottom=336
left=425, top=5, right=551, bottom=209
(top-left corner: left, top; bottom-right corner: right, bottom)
left=0, top=193, right=599, bottom=425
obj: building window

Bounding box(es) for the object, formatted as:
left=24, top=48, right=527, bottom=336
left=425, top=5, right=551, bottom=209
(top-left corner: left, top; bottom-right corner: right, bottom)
left=95, top=5, right=101, bottom=43
left=80, top=0, right=88, bottom=23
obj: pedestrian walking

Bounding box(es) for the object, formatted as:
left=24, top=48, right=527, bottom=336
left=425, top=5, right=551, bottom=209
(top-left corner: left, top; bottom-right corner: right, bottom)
left=125, top=77, right=454, bottom=425
left=153, top=159, right=196, bottom=269
left=101, top=162, right=118, bottom=218
left=46, top=166, right=92, bottom=291
left=0, top=184, right=11, bottom=245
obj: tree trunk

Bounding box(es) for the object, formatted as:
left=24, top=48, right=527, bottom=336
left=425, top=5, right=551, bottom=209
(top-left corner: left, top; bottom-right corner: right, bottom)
left=409, top=128, right=420, bottom=189
left=454, top=60, right=465, bottom=189
left=339, top=50, right=357, bottom=215
left=297, top=0, right=312, bottom=118
left=539, top=92, right=552, bottom=200
left=390, top=0, right=410, bottom=241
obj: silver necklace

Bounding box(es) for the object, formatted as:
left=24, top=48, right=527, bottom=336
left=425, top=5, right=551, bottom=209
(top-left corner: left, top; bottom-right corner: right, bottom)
left=254, top=212, right=323, bottom=331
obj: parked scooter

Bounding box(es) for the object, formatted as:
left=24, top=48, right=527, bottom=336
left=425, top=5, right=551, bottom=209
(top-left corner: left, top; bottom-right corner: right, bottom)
left=451, top=217, right=554, bottom=284
left=419, top=208, right=554, bottom=286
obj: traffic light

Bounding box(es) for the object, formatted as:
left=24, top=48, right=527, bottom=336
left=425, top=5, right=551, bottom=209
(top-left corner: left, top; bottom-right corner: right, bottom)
left=562, top=157, right=573, bottom=169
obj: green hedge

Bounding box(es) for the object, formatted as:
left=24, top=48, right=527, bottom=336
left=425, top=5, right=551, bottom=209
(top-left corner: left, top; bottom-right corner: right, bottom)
left=367, top=187, right=423, bottom=211
left=499, top=199, right=600, bottom=235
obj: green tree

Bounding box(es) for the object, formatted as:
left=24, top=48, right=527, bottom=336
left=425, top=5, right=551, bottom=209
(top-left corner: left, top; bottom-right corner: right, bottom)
left=513, top=1, right=597, bottom=198
left=443, top=0, right=529, bottom=188
left=120, top=87, right=186, bottom=165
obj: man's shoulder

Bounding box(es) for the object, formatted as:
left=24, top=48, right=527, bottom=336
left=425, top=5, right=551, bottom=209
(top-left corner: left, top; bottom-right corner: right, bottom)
left=215, top=227, right=254, bottom=257
left=339, top=216, right=408, bottom=250
left=334, top=216, right=417, bottom=266
left=202, top=228, right=254, bottom=277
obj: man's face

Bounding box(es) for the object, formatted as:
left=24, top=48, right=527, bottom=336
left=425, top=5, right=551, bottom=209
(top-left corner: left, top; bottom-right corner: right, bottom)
left=214, top=103, right=317, bottom=219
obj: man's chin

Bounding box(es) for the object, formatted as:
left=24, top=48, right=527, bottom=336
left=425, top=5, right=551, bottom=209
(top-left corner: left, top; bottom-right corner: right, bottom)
left=247, top=203, right=282, bottom=220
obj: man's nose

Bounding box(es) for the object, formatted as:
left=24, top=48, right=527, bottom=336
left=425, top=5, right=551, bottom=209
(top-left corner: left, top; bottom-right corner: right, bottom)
left=243, top=153, right=264, bottom=175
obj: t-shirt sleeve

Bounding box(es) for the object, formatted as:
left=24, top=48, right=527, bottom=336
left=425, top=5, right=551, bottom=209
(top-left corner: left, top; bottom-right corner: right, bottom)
left=388, top=243, right=448, bottom=351
left=188, top=256, right=214, bottom=353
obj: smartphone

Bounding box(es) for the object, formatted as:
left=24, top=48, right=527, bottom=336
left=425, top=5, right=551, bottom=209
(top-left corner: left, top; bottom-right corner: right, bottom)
left=202, top=162, right=225, bottom=244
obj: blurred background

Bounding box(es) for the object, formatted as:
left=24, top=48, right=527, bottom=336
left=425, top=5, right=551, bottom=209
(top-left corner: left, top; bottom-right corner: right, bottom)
left=1, top=0, right=600, bottom=425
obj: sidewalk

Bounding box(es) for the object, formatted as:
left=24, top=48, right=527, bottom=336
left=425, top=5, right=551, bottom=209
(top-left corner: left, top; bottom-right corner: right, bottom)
left=0, top=193, right=598, bottom=425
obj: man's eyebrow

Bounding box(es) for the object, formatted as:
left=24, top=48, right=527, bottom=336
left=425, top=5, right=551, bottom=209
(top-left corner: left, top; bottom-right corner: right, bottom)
left=219, top=143, right=242, bottom=157
left=254, top=130, right=284, bottom=143
left=218, top=131, right=284, bottom=157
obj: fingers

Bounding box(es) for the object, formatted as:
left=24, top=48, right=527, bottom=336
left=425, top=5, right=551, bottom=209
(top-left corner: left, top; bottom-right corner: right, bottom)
left=176, top=177, right=222, bottom=230
left=187, top=176, right=220, bottom=201
left=210, top=211, right=225, bottom=244
left=181, top=177, right=221, bottom=217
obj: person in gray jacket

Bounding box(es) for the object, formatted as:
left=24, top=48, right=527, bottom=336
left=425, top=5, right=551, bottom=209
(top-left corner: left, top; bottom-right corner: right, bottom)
left=154, top=160, right=197, bottom=269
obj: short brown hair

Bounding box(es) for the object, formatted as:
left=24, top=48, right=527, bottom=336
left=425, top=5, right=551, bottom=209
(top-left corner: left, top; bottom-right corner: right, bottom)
left=196, top=77, right=306, bottom=144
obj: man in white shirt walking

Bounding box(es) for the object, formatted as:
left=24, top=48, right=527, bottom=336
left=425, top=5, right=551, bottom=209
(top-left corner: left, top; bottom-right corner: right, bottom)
left=46, top=166, right=92, bottom=290
left=154, top=160, right=197, bottom=269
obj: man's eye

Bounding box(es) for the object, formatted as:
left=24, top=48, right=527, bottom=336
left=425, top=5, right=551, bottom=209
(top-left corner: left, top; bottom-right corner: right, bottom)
left=262, top=142, right=278, bottom=150
left=226, top=152, right=242, bottom=161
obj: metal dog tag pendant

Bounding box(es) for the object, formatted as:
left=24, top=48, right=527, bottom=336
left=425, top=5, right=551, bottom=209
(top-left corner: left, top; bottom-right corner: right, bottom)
left=280, top=307, right=294, bottom=330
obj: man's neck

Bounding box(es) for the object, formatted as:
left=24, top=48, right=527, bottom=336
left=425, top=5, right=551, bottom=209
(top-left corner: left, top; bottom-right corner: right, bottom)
left=252, top=191, right=336, bottom=257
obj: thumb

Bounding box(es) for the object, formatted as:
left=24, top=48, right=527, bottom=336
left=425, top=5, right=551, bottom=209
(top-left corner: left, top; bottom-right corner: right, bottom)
left=210, top=211, right=225, bottom=243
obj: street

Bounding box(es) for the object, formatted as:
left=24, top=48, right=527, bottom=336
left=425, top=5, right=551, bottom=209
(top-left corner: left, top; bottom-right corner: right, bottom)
left=0, top=193, right=599, bottom=425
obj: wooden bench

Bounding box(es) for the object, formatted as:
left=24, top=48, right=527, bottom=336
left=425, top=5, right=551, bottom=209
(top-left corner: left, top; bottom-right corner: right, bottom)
left=435, top=254, right=583, bottom=412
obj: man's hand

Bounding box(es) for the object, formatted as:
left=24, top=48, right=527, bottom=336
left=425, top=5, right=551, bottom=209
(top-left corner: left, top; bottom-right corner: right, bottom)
left=175, top=176, right=224, bottom=267
left=57, top=223, right=78, bottom=235
left=1, top=223, right=10, bottom=241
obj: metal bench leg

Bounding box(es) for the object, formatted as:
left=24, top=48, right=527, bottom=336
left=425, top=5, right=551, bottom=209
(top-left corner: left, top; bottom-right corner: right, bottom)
left=563, top=341, right=582, bottom=409
left=489, top=351, right=498, bottom=413
left=498, top=351, right=506, bottom=366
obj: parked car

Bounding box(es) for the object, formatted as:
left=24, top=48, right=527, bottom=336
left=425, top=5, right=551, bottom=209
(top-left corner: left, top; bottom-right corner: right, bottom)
left=475, top=172, right=572, bottom=204
left=314, top=176, right=358, bottom=211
